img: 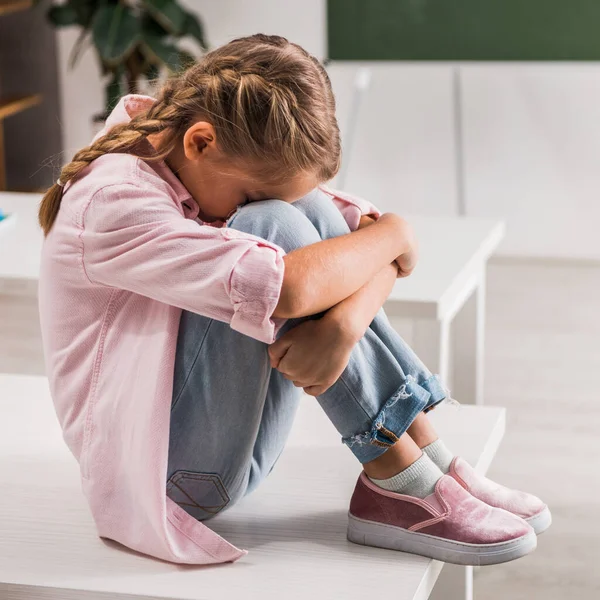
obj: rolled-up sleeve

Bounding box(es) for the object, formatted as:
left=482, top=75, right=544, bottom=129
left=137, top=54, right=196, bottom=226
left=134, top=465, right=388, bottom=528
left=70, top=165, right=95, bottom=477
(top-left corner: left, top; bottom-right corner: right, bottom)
left=81, top=183, right=286, bottom=343
left=223, top=228, right=286, bottom=341
left=319, top=185, right=381, bottom=231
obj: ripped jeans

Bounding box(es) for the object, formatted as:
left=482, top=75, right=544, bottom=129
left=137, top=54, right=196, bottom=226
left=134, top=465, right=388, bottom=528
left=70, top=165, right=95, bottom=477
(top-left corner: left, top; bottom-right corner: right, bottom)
left=166, top=188, right=447, bottom=521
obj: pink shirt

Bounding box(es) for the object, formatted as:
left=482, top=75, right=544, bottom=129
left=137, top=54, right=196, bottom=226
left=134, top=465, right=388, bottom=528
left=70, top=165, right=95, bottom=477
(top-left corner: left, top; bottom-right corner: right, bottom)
left=39, top=95, right=380, bottom=564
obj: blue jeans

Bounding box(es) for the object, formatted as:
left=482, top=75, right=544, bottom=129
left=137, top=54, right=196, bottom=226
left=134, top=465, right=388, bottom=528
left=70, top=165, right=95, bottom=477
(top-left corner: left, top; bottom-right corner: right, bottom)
left=166, top=188, right=446, bottom=521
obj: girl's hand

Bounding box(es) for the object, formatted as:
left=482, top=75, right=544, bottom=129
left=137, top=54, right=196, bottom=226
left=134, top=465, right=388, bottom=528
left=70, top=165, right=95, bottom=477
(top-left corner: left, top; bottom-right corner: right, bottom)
left=358, top=213, right=418, bottom=278
left=268, top=314, right=358, bottom=396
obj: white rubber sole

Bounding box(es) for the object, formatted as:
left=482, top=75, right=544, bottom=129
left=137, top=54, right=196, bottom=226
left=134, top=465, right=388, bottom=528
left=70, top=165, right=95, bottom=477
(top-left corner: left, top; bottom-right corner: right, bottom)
left=525, top=506, right=552, bottom=535
left=347, top=513, right=537, bottom=566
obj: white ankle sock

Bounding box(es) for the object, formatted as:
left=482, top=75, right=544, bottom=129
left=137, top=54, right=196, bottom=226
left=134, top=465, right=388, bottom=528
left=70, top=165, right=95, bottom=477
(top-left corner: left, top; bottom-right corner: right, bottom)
left=369, top=453, right=443, bottom=498
left=422, top=439, right=455, bottom=473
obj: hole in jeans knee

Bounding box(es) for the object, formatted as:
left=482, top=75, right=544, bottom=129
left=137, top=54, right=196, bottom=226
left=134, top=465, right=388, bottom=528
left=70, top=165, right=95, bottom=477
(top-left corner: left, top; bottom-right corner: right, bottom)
left=166, top=471, right=231, bottom=521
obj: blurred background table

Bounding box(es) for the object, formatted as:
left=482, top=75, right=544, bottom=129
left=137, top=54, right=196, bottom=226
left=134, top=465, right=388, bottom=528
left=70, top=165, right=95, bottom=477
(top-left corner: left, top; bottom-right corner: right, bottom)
left=385, top=216, right=504, bottom=405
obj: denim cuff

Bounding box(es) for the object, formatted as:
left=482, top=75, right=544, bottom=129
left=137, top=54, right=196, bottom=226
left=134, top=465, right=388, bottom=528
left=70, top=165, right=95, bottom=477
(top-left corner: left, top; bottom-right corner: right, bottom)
left=419, top=374, right=447, bottom=411
left=342, top=377, right=432, bottom=464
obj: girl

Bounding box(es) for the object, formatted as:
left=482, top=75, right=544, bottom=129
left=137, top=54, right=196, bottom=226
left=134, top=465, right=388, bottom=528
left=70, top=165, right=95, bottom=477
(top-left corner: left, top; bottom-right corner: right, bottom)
left=38, top=34, right=549, bottom=566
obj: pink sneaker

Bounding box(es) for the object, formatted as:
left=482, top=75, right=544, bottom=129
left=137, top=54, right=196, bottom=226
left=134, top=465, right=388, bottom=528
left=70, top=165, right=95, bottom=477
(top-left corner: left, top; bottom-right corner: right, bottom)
left=347, top=472, right=536, bottom=565
left=448, top=457, right=551, bottom=535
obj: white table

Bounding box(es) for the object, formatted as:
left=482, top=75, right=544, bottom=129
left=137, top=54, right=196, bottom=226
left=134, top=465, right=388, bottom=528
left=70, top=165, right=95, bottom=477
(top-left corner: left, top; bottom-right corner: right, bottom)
left=385, top=216, right=505, bottom=405
left=0, top=374, right=505, bottom=600
left=0, top=192, right=41, bottom=283
left=0, top=193, right=504, bottom=406
left=0, top=211, right=16, bottom=237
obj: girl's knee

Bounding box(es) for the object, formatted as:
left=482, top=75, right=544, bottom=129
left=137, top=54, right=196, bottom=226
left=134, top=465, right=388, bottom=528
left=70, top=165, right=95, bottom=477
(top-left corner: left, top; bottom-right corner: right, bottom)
left=227, top=199, right=322, bottom=252
left=293, top=187, right=352, bottom=239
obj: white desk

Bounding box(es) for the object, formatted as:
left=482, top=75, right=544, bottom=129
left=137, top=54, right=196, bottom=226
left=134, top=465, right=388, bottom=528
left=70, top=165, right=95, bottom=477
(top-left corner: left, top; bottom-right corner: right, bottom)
left=385, top=216, right=505, bottom=405
left=0, top=212, right=16, bottom=238
left=0, top=375, right=505, bottom=600
left=0, top=193, right=504, bottom=405
left=0, top=192, right=41, bottom=282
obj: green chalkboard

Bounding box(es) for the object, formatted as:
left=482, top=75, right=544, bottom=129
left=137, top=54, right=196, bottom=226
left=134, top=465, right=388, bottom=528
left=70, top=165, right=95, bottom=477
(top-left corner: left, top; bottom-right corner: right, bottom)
left=328, top=0, right=600, bottom=61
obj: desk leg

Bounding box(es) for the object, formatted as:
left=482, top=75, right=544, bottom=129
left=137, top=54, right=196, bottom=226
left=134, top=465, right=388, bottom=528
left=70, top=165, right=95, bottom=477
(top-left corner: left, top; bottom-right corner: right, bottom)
left=451, top=270, right=486, bottom=405
left=412, top=317, right=451, bottom=386
left=430, top=565, right=473, bottom=600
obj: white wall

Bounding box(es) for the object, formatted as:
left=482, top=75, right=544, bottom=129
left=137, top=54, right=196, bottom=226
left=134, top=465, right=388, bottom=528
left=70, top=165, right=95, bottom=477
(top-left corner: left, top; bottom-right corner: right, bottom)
left=462, top=64, right=600, bottom=260
left=327, top=62, right=600, bottom=260
left=56, top=29, right=104, bottom=158
left=328, top=63, right=458, bottom=217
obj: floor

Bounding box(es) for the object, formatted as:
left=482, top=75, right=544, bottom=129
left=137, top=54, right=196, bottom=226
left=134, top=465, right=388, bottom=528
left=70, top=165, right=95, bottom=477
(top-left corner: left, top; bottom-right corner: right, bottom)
left=477, top=262, right=600, bottom=599
left=1, top=262, right=598, bottom=599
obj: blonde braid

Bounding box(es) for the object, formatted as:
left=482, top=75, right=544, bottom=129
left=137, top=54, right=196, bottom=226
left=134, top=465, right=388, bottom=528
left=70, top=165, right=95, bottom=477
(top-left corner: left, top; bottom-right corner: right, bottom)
left=40, top=34, right=341, bottom=235
left=39, top=101, right=182, bottom=234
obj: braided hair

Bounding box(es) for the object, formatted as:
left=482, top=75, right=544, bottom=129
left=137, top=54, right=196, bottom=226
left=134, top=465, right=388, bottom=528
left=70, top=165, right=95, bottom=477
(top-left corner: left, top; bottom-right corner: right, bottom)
left=39, top=33, right=341, bottom=234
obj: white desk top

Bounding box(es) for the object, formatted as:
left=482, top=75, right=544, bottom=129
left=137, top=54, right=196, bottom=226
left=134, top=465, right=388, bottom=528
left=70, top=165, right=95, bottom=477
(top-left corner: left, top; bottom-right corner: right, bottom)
left=0, top=194, right=505, bottom=321
left=0, top=374, right=505, bottom=600
left=386, top=216, right=505, bottom=320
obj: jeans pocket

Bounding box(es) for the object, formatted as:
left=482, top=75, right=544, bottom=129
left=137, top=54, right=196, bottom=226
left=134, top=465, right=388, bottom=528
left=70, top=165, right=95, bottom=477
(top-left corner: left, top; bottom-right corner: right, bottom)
left=166, top=471, right=231, bottom=521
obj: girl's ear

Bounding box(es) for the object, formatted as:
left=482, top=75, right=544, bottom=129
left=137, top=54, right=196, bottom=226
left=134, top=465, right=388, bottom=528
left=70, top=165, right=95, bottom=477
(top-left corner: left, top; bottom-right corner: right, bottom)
left=182, top=122, right=217, bottom=161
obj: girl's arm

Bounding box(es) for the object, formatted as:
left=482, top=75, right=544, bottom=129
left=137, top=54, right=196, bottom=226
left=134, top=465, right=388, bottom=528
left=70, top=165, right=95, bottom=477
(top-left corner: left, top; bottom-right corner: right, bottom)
left=81, top=182, right=410, bottom=344
left=274, top=212, right=414, bottom=318
left=269, top=262, right=399, bottom=396
left=325, top=262, right=399, bottom=342
left=269, top=214, right=404, bottom=395
left=324, top=213, right=413, bottom=341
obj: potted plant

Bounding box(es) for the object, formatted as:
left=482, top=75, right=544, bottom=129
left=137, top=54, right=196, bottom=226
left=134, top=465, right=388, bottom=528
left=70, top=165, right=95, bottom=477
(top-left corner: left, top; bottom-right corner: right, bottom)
left=43, top=0, right=208, bottom=120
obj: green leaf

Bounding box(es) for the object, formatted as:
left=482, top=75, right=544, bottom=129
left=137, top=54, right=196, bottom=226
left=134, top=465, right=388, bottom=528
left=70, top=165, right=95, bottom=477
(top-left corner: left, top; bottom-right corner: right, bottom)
left=92, top=5, right=140, bottom=66
left=47, top=4, right=80, bottom=26
left=144, top=62, right=160, bottom=83
left=183, top=12, right=207, bottom=49
left=141, top=32, right=184, bottom=72
left=68, top=28, right=91, bottom=69
left=141, top=13, right=170, bottom=38
left=46, top=0, right=98, bottom=28
left=141, top=0, right=187, bottom=35
left=98, top=57, right=111, bottom=77
left=69, top=0, right=97, bottom=28
left=105, top=68, right=124, bottom=114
